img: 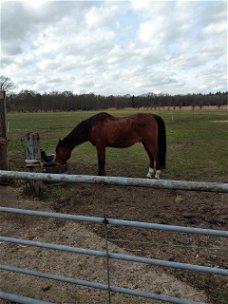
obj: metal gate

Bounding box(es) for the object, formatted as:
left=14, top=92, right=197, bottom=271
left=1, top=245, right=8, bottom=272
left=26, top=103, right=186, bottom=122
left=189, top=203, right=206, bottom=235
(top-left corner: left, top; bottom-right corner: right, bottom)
left=1, top=170, right=228, bottom=304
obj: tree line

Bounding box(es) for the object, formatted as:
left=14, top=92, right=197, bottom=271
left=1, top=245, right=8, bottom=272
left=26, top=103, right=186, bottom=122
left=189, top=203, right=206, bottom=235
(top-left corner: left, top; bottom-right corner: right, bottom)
left=1, top=75, right=227, bottom=112
left=5, top=90, right=227, bottom=112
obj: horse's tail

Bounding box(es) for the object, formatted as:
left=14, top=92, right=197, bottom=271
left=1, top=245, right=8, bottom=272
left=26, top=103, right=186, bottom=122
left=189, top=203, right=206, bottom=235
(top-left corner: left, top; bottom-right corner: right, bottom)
left=154, top=115, right=166, bottom=169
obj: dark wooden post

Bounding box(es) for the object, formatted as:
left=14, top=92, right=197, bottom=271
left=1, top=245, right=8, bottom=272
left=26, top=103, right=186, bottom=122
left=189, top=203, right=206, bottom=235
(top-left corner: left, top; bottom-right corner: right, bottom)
left=0, top=90, right=7, bottom=170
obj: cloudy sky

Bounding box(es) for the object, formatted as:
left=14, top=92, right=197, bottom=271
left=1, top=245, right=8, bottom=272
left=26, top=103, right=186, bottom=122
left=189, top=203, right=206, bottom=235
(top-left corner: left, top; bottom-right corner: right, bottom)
left=1, top=0, right=227, bottom=96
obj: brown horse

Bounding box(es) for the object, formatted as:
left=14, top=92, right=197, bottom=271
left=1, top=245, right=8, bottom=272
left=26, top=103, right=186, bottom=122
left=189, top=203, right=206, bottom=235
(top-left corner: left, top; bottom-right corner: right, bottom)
left=53, top=112, right=166, bottom=178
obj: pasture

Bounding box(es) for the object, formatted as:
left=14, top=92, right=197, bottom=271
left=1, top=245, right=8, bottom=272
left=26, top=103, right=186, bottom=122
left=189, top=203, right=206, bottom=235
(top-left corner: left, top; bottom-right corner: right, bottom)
left=6, top=109, right=228, bottom=180
left=1, top=109, right=228, bottom=303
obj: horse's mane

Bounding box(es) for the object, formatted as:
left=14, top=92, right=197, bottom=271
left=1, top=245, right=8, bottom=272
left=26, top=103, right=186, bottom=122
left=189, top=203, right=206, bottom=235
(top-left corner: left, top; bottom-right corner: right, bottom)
left=62, top=112, right=112, bottom=146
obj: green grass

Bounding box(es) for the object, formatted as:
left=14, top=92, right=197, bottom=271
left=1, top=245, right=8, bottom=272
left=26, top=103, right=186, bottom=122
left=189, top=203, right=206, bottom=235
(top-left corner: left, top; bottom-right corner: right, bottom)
left=6, top=109, right=228, bottom=181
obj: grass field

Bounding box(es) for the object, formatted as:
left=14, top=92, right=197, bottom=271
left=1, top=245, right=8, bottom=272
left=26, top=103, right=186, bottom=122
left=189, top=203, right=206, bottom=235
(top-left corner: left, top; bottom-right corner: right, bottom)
left=6, top=109, right=228, bottom=181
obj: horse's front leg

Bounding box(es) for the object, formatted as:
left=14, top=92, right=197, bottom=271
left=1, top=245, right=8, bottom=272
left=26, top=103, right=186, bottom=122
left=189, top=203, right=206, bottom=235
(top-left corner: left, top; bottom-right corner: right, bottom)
left=96, top=145, right=106, bottom=176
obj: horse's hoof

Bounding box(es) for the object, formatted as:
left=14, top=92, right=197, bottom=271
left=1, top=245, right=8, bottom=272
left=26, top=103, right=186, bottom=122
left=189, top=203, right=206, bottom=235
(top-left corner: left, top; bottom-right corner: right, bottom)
left=155, top=170, right=161, bottom=179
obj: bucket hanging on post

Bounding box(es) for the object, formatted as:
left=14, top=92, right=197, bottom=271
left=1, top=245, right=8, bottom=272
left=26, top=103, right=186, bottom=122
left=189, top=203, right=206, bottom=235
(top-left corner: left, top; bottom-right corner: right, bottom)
left=24, top=132, right=41, bottom=167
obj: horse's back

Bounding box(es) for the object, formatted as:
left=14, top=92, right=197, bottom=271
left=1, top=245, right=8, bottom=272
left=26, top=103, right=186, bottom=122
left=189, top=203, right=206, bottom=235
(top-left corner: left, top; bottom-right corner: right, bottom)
left=90, top=112, right=155, bottom=124
left=94, top=112, right=114, bottom=120
left=91, top=112, right=157, bottom=132
left=128, top=113, right=158, bottom=129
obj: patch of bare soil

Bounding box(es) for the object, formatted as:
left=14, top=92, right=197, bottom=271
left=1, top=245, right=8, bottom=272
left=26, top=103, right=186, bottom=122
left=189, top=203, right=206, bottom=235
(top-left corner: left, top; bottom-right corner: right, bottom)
left=0, top=168, right=228, bottom=304
left=211, top=121, right=228, bottom=123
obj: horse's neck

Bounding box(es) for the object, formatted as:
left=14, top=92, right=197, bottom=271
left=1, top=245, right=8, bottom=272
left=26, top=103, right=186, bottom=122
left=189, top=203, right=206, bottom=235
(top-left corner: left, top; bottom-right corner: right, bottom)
left=64, top=124, right=89, bottom=148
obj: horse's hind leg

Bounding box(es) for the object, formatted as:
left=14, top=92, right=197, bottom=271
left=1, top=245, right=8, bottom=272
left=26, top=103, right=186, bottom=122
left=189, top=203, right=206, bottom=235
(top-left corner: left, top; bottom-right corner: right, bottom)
left=154, top=164, right=161, bottom=179
left=96, top=145, right=106, bottom=176
left=153, top=153, right=161, bottom=179
left=143, top=143, right=156, bottom=178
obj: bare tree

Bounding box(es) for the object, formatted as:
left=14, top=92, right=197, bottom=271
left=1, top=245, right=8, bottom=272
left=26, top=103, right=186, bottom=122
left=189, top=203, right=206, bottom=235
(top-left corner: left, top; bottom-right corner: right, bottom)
left=0, top=76, right=16, bottom=92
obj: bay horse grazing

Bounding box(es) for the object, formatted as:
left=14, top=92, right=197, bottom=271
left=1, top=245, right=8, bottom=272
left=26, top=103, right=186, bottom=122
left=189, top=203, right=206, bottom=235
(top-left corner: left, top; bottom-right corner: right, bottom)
left=53, top=112, right=166, bottom=178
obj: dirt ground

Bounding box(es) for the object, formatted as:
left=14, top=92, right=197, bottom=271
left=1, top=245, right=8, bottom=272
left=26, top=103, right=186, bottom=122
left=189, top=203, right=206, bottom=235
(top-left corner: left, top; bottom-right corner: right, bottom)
left=0, top=165, right=228, bottom=304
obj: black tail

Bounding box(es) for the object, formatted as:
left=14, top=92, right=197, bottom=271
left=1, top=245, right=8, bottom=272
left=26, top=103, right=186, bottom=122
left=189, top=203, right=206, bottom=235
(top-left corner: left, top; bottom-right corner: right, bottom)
left=154, top=115, right=166, bottom=169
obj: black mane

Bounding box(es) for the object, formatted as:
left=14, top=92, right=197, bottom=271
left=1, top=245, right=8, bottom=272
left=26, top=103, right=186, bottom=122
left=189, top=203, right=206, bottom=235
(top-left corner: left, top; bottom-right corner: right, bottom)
left=61, top=112, right=111, bottom=147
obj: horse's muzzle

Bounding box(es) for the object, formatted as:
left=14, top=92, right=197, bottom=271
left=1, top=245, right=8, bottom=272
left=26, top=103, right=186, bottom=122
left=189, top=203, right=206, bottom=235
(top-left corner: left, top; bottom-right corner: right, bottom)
left=52, top=156, right=66, bottom=166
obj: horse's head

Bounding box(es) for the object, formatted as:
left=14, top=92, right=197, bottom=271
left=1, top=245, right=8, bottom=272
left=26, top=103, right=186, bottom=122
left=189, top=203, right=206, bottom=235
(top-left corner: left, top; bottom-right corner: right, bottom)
left=53, top=139, right=72, bottom=165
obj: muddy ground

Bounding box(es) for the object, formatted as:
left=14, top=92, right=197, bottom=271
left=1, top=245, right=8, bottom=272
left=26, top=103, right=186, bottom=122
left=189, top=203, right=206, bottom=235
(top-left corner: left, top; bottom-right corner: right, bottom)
left=0, top=164, right=228, bottom=304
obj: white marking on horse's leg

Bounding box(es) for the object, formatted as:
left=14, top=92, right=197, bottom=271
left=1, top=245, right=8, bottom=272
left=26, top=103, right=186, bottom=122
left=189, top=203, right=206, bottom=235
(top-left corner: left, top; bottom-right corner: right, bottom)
left=146, top=167, right=154, bottom=178
left=155, top=170, right=161, bottom=179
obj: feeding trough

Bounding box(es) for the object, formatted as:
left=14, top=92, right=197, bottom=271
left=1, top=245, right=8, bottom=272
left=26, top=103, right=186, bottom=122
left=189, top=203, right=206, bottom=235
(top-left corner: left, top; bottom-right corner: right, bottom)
left=42, top=150, right=68, bottom=174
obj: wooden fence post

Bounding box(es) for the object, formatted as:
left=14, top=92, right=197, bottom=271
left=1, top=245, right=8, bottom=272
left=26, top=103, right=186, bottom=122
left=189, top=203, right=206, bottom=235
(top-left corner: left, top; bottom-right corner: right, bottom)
left=0, top=90, right=7, bottom=170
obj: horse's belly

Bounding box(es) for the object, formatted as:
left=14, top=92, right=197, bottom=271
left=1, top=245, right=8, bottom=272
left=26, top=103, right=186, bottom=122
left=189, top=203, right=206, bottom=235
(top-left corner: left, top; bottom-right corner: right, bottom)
left=108, top=142, right=134, bottom=148
left=107, top=134, right=140, bottom=148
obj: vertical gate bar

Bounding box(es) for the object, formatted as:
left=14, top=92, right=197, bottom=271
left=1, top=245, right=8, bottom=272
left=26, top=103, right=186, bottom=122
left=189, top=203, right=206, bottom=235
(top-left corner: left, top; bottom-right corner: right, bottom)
left=101, top=184, right=112, bottom=304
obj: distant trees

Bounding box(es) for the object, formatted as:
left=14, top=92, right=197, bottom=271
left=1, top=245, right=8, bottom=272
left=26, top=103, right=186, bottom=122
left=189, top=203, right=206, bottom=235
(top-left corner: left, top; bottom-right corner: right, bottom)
left=5, top=88, right=228, bottom=112
left=1, top=75, right=227, bottom=112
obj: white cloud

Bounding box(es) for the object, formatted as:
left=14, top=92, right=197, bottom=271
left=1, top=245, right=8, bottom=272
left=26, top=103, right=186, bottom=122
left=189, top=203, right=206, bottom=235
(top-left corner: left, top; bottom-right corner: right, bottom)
left=1, top=0, right=227, bottom=95
left=85, top=3, right=119, bottom=27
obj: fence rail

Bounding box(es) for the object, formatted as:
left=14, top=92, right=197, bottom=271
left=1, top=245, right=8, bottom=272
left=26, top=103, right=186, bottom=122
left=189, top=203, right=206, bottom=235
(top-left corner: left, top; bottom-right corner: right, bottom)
left=1, top=234, right=228, bottom=276
left=0, top=291, right=53, bottom=304
left=0, top=265, right=206, bottom=304
left=1, top=206, right=228, bottom=237
left=1, top=170, right=228, bottom=304
left=0, top=170, right=228, bottom=193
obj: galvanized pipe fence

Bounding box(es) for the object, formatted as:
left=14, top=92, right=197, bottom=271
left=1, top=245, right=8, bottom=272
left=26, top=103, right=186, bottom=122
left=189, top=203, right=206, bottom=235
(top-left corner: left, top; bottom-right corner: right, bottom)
left=0, top=170, right=228, bottom=304
left=0, top=170, right=228, bottom=193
